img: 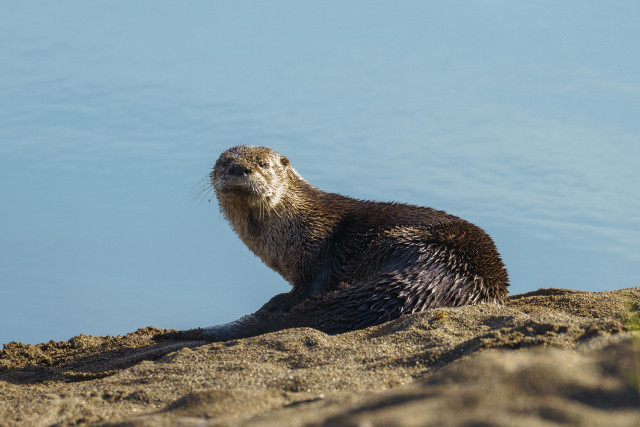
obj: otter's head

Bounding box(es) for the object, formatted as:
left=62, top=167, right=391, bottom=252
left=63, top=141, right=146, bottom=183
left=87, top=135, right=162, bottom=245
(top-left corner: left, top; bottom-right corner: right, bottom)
left=211, top=145, right=291, bottom=212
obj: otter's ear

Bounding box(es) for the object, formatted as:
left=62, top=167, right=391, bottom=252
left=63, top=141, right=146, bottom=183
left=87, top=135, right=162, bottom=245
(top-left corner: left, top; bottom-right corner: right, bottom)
left=280, top=156, right=290, bottom=167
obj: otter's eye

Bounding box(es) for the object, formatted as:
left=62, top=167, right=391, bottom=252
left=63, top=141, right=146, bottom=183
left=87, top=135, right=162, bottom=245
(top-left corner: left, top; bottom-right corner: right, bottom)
left=258, top=161, right=267, bottom=168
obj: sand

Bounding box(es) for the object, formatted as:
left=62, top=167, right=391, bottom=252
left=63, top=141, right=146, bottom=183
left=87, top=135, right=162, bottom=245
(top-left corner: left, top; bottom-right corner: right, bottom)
left=1, top=287, right=639, bottom=426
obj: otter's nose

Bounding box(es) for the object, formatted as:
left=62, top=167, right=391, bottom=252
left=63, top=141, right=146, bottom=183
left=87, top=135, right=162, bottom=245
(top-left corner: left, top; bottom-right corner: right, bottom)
left=228, top=164, right=251, bottom=176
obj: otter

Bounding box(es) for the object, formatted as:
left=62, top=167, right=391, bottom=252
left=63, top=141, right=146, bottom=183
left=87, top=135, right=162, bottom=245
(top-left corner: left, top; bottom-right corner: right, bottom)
left=177, top=145, right=508, bottom=340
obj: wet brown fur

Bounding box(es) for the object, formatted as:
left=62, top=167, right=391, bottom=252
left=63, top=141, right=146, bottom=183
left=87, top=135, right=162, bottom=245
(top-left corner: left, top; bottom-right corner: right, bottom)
left=181, top=145, right=509, bottom=340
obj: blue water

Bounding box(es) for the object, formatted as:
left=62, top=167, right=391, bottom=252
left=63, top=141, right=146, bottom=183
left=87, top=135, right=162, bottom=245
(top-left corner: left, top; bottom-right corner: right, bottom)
left=1, top=1, right=639, bottom=345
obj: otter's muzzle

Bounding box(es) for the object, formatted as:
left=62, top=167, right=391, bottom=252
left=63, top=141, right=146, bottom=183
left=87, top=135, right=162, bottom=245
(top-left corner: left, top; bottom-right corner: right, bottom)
left=228, top=164, right=251, bottom=177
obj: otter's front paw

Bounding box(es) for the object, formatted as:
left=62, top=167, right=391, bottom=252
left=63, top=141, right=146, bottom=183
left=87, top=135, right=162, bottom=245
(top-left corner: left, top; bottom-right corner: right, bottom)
left=259, top=292, right=295, bottom=314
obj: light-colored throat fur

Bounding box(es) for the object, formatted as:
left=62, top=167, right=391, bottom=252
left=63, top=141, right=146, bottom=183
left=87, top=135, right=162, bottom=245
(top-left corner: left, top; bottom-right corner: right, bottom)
left=216, top=168, right=323, bottom=287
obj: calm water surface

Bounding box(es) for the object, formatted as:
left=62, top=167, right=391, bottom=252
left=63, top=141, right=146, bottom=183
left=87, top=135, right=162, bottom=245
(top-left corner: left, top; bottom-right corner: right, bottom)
left=1, top=1, right=639, bottom=344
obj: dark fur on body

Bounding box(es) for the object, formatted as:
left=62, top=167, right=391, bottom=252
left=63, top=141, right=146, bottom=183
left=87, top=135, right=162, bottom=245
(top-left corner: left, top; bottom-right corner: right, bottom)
left=185, top=145, right=509, bottom=340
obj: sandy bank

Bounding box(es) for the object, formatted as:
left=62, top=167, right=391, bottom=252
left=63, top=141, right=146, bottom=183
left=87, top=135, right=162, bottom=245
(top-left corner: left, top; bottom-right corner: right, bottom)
left=1, top=287, right=639, bottom=426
